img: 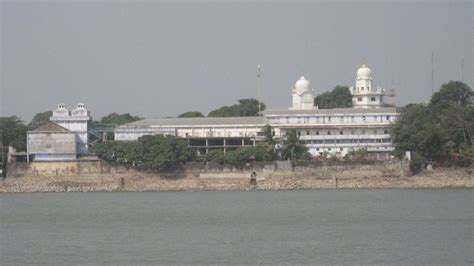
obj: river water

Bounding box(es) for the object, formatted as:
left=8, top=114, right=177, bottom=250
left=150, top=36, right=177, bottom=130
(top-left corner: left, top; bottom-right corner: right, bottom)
left=1, top=189, right=472, bottom=265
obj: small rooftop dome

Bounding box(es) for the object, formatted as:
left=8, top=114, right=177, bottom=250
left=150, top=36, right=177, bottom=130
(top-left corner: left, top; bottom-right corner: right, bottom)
left=294, top=75, right=312, bottom=93
left=357, top=64, right=372, bottom=79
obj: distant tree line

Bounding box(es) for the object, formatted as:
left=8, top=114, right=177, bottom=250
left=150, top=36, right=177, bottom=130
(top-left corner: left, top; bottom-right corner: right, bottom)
left=204, top=125, right=311, bottom=165
left=314, top=85, right=353, bottom=109
left=178, top=98, right=266, bottom=118
left=91, top=135, right=195, bottom=172
left=391, top=81, right=473, bottom=172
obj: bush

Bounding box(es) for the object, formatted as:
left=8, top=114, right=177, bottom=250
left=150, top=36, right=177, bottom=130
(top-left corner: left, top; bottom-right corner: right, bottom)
left=442, top=160, right=452, bottom=168
left=226, top=146, right=272, bottom=165
left=410, top=153, right=425, bottom=174
left=205, top=150, right=226, bottom=165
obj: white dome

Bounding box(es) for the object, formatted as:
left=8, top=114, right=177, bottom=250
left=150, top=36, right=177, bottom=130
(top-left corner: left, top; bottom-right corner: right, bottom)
left=357, top=64, right=372, bottom=79
left=294, top=75, right=311, bottom=92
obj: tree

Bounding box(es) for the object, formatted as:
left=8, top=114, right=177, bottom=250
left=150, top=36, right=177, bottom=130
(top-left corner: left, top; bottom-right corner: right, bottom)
left=391, top=81, right=473, bottom=166
left=0, top=116, right=28, bottom=177
left=282, top=129, right=311, bottom=160
left=257, top=124, right=276, bottom=160
left=314, top=85, right=352, bottom=109
left=205, top=149, right=226, bottom=165
left=100, top=113, right=142, bottom=125
left=178, top=111, right=205, bottom=118
left=226, top=146, right=273, bottom=165
left=208, top=98, right=266, bottom=117
left=429, top=81, right=474, bottom=115
left=139, top=135, right=195, bottom=171
left=0, top=116, right=28, bottom=151
left=92, top=135, right=195, bottom=171
left=28, top=111, right=52, bottom=129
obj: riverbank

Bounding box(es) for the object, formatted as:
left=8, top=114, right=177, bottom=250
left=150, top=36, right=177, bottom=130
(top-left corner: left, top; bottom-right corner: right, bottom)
left=1, top=167, right=472, bottom=192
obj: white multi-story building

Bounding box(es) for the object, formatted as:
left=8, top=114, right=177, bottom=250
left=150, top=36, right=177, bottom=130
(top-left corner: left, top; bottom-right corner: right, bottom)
left=263, top=64, right=397, bottom=158
left=49, top=103, right=91, bottom=155
left=115, top=64, right=398, bottom=158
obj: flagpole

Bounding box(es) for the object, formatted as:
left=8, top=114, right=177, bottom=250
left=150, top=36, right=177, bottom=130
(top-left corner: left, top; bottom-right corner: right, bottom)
left=257, top=64, right=262, bottom=117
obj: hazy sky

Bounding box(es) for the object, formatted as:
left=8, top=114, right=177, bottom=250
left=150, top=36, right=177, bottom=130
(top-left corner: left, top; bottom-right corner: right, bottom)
left=1, top=0, right=472, bottom=121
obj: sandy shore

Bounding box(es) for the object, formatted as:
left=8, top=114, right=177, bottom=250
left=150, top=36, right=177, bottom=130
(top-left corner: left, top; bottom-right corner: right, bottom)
left=1, top=168, right=472, bottom=192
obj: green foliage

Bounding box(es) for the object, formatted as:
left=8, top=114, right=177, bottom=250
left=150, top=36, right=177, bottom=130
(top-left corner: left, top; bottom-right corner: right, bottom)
left=429, top=81, right=474, bottom=114
left=282, top=129, right=310, bottom=160
left=314, top=85, right=353, bottom=109
left=178, top=111, right=205, bottom=118
left=92, top=135, right=195, bottom=172
left=257, top=124, right=276, bottom=160
left=0, top=116, right=28, bottom=151
left=208, top=98, right=266, bottom=117
left=226, top=146, right=273, bottom=165
left=409, top=153, right=425, bottom=174
left=205, top=149, right=226, bottom=165
left=28, top=111, right=52, bottom=129
left=344, top=148, right=368, bottom=160
left=391, top=81, right=473, bottom=166
left=100, top=113, right=142, bottom=125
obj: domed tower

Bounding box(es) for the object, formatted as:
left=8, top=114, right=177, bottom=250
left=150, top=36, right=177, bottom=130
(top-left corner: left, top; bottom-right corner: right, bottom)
left=350, top=64, right=385, bottom=108
left=289, top=75, right=315, bottom=110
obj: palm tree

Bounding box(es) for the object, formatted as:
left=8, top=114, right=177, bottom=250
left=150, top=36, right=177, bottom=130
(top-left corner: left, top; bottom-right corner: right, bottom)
left=282, top=129, right=308, bottom=161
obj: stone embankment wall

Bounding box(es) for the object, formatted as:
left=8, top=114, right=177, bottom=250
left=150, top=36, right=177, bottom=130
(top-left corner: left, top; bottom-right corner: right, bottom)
left=1, top=160, right=472, bottom=192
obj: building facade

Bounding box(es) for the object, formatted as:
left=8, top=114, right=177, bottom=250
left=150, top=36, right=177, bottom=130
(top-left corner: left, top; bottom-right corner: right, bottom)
left=27, top=122, right=77, bottom=161
left=26, top=103, right=91, bottom=161
left=115, top=64, right=398, bottom=158
left=50, top=103, right=91, bottom=155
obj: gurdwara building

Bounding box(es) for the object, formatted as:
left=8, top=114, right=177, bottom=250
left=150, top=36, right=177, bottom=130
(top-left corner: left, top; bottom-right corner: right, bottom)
left=116, top=64, right=399, bottom=159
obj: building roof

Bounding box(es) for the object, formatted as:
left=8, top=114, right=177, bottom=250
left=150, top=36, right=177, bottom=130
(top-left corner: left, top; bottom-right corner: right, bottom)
left=119, top=116, right=268, bottom=128
left=262, top=107, right=398, bottom=116
left=30, top=122, right=70, bottom=132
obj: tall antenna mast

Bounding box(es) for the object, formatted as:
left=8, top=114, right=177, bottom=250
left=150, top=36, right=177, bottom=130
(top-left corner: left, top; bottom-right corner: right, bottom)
left=461, top=57, right=464, bottom=82
left=257, top=64, right=262, bottom=117
left=431, top=52, right=434, bottom=95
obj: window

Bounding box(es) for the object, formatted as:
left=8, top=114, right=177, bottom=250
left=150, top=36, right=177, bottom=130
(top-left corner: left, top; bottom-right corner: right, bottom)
left=316, top=131, right=319, bottom=135
left=340, top=116, right=344, bottom=122
left=371, top=97, right=376, bottom=102
left=373, top=130, right=377, bottom=134
left=362, top=130, right=366, bottom=134
left=298, top=131, right=301, bottom=136
left=358, top=97, right=362, bottom=102
left=316, top=148, right=320, bottom=151
left=340, top=148, right=343, bottom=151
left=340, top=131, right=343, bottom=135
left=361, top=87, right=364, bottom=91
left=328, top=117, right=331, bottom=122
left=351, top=130, right=355, bottom=135
left=386, top=116, right=390, bottom=120
left=362, top=116, right=366, bottom=121
left=306, top=131, right=310, bottom=135
left=351, top=116, right=355, bottom=122
left=327, top=131, right=331, bottom=135
left=328, top=148, right=332, bottom=151
left=384, top=130, right=388, bottom=134
left=46, top=144, right=52, bottom=149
